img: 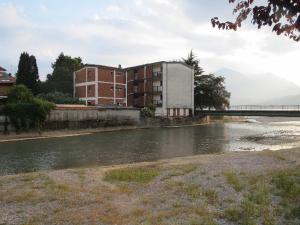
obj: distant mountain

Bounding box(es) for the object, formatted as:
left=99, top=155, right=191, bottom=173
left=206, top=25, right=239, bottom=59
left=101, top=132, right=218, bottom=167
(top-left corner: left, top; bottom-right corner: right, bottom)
left=260, top=94, right=300, bottom=105
left=215, top=68, right=300, bottom=105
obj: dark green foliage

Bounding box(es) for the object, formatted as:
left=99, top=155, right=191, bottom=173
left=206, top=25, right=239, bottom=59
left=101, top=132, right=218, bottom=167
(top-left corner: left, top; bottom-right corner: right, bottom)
left=16, top=52, right=40, bottom=94
left=44, top=53, right=83, bottom=95
left=4, top=85, right=55, bottom=132
left=182, top=50, right=204, bottom=76
left=140, top=106, right=155, bottom=118
left=195, top=74, right=230, bottom=110
left=183, top=51, right=230, bottom=110
left=7, top=85, right=34, bottom=103
left=37, top=92, right=84, bottom=104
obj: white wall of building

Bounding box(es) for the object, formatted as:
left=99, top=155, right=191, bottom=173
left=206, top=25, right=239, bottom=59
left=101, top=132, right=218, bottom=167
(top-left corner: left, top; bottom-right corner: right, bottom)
left=159, top=62, right=194, bottom=117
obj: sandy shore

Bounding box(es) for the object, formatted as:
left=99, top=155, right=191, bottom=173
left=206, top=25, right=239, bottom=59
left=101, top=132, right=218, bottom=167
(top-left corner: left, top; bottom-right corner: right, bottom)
left=1, top=148, right=299, bottom=225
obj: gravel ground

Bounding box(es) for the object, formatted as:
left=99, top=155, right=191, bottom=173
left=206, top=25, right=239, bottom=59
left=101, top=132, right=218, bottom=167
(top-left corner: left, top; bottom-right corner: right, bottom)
left=0, top=148, right=299, bottom=225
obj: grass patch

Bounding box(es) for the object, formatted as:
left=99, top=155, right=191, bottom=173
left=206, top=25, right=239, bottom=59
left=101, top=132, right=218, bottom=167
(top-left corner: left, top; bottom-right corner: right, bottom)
left=248, top=182, right=270, bottom=205
left=224, top=171, right=244, bottom=191
left=203, top=188, right=218, bottom=204
left=272, top=171, right=300, bottom=197
left=162, top=164, right=197, bottom=180
left=183, top=183, right=202, bottom=199
left=223, top=200, right=259, bottom=225
left=104, top=167, right=159, bottom=183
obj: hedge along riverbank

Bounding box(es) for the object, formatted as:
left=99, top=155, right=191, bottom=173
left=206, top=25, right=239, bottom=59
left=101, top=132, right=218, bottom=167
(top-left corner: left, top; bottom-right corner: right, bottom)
left=2, top=85, right=55, bottom=133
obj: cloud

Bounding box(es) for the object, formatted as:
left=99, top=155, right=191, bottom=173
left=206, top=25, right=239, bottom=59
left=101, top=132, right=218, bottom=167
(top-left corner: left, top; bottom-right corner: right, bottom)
left=0, top=3, right=29, bottom=28
left=0, top=0, right=300, bottom=85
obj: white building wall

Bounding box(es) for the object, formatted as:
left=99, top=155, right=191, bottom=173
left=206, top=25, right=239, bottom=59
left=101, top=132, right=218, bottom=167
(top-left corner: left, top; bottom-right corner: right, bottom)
left=162, top=62, right=194, bottom=117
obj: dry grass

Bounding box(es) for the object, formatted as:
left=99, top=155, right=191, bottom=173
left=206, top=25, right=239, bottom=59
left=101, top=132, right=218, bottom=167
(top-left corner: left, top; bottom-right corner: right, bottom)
left=1, top=149, right=300, bottom=225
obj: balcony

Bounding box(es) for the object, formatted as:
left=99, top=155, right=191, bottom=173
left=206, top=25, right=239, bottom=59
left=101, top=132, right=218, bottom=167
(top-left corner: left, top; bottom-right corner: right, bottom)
left=153, top=100, right=163, bottom=107
left=152, top=71, right=162, bottom=79
left=152, top=86, right=163, bottom=93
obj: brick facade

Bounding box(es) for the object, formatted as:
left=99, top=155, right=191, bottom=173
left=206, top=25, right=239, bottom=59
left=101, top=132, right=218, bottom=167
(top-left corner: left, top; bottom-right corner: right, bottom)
left=74, top=65, right=127, bottom=106
left=74, top=62, right=194, bottom=118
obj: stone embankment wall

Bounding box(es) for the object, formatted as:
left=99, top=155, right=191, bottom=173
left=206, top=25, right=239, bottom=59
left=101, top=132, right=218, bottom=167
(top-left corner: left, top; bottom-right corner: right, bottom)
left=0, top=108, right=141, bottom=132
left=45, top=108, right=140, bottom=130
left=0, top=105, right=211, bottom=133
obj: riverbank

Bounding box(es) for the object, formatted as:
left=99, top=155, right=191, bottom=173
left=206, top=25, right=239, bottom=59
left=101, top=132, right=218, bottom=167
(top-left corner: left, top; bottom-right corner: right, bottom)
left=0, top=116, right=245, bottom=143
left=1, top=148, right=299, bottom=225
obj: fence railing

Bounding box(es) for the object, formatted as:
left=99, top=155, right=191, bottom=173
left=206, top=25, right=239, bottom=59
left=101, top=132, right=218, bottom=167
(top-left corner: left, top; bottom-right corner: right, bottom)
left=228, top=105, right=300, bottom=111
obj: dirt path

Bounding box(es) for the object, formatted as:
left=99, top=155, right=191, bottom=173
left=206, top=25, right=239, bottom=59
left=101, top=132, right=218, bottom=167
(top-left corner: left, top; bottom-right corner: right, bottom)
left=0, top=148, right=299, bottom=225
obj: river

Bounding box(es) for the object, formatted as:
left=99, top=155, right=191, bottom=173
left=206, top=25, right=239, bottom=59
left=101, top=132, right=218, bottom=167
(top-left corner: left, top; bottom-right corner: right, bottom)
left=1, top=117, right=300, bottom=175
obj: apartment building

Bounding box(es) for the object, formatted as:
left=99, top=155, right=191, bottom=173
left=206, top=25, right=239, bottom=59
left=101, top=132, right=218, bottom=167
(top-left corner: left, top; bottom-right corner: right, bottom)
left=74, top=65, right=127, bottom=106
left=74, top=61, right=194, bottom=117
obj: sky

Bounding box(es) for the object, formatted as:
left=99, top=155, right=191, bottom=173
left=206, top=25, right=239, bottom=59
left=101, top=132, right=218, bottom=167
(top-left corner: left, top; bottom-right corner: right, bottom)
left=0, top=0, right=299, bottom=84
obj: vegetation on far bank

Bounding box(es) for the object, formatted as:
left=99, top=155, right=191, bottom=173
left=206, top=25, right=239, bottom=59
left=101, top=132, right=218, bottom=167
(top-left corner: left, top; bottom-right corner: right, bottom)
left=2, top=85, right=54, bottom=132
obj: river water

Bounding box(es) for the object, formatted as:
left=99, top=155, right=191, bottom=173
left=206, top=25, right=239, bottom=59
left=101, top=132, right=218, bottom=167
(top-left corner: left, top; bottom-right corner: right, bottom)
left=1, top=117, right=300, bottom=175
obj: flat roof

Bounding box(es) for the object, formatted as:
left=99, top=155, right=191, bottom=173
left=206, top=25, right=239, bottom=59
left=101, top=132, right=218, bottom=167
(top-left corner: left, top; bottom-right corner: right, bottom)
left=78, top=61, right=193, bottom=72
left=85, top=64, right=123, bottom=71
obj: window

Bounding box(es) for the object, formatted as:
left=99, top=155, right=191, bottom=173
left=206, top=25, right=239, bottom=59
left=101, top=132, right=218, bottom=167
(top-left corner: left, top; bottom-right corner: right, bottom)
left=88, top=86, right=92, bottom=94
left=88, top=71, right=92, bottom=80
left=111, top=71, right=114, bottom=76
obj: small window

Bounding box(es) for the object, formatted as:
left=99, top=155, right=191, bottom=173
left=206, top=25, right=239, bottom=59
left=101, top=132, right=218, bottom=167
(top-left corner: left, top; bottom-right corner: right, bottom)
left=88, top=86, right=92, bottom=94
left=88, top=71, right=92, bottom=80
left=111, top=71, right=114, bottom=76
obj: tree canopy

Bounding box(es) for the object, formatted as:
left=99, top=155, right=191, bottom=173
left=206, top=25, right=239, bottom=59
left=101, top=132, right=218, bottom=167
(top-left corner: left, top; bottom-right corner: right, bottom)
left=211, top=0, right=300, bottom=41
left=194, top=74, right=231, bottom=110
left=16, top=52, right=40, bottom=94
left=183, top=50, right=204, bottom=76
left=183, top=51, right=231, bottom=110
left=44, top=53, right=83, bottom=95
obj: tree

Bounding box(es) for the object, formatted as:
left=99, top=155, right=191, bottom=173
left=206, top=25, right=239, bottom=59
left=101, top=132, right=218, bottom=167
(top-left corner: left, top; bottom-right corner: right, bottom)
left=211, top=0, right=300, bottom=41
left=44, top=53, right=83, bottom=95
left=183, top=50, right=204, bottom=76
left=183, top=51, right=231, bottom=110
left=16, top=52, right=40, bottom=94
left=195, top=74, right=231, bottom=110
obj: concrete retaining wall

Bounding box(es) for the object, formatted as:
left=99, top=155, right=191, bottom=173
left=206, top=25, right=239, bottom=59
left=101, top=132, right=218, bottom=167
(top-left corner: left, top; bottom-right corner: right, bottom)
left=0, top=108, right=141, bottom=132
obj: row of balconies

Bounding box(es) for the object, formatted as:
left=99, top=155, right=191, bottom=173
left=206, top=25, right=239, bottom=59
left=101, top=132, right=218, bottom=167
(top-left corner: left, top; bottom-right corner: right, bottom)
left=133, top=71, right=162, bottom=81
left=133, top=86, right=162, bottom=94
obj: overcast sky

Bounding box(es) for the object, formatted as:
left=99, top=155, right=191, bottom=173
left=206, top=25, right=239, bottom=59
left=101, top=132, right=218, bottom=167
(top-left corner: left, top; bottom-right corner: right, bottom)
left=0, top=0, right=299, bottom=84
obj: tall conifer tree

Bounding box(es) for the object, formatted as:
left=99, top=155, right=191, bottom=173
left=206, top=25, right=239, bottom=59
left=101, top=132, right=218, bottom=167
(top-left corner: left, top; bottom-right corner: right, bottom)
left=16, top=52, right=40, bottom=94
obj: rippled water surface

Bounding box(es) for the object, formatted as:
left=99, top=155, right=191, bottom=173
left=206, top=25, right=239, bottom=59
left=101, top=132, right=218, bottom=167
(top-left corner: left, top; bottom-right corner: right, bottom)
left=1, top=117, right=300, bottom=175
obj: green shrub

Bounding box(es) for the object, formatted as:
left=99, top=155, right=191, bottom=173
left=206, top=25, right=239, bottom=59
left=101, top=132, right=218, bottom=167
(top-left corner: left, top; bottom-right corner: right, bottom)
left=37, top=92, right=84, bottom=104
left=4, top=99, right=55, bottom=131
left=140, top=106, right=155, bottom=118
left=7, top=85, right=34, bottom=103
left=4, top=85, right=55, bottom=131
